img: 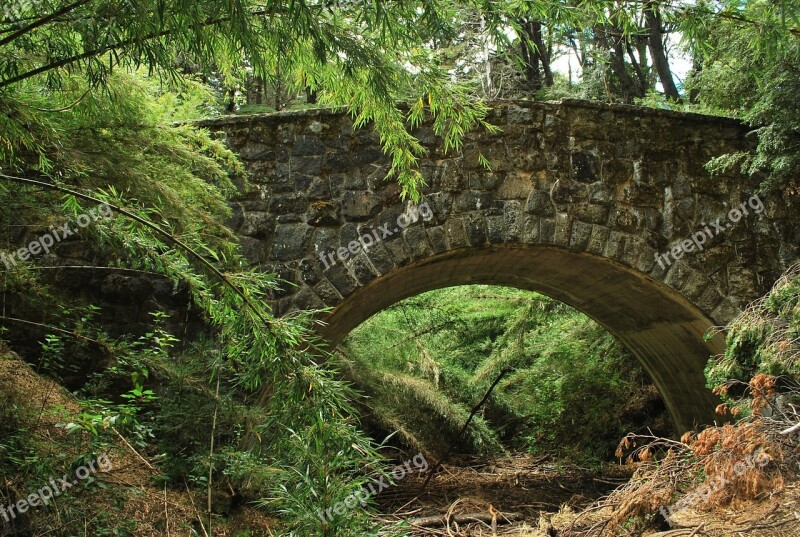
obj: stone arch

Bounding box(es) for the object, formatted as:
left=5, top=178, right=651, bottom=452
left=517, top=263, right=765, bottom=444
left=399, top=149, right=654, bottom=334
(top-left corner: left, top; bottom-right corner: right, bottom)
left=317, top=244, right=724, bottom=434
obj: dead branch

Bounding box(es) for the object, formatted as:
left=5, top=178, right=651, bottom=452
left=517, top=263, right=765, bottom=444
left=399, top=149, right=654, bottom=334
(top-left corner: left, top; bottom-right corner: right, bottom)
left=409, top=511, right=524, bottom=528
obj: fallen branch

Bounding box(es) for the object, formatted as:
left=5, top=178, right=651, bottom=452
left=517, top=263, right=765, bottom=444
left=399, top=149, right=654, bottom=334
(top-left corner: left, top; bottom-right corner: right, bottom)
left=112, top=426, right=155, bottom=471
left=780, top=421, right=800, bottom=435
left=184, top=479, right=210, bottom=537
left=689, top=523, right=705, bottom=537
left=164, top=483, right=171, bottom=537
left=409, top=511, right=523, bottom=528
left=420, top=368, right=510, bottom=491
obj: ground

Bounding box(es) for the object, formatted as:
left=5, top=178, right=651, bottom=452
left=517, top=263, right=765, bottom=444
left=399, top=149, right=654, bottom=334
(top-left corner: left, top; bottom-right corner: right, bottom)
left=375, top=455, right=800, bottom=536
left=2, top=345, right=798, bottom=536
left=0, top=346, right=276, bottom=537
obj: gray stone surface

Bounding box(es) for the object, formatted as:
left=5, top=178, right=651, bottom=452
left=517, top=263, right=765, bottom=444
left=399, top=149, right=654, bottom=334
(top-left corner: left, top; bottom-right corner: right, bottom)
left=197, top=99, right=800, bottom=433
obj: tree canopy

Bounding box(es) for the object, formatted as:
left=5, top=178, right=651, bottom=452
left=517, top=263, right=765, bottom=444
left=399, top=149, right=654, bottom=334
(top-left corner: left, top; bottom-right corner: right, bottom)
left=4, top=1, right=799, bottom=196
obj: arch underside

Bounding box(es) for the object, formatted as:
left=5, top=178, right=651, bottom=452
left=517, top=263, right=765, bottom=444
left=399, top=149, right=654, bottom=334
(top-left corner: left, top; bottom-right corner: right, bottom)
left=318, top=245, right=724, bottom=433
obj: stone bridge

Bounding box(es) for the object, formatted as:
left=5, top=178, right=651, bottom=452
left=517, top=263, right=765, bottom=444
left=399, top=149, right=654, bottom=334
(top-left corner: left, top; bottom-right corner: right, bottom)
left=199, top=100, right=800, bottom=433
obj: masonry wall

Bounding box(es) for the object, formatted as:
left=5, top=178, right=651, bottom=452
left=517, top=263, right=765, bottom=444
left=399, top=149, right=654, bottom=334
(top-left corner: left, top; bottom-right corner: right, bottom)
left=200, top=99, right=799, bottom=325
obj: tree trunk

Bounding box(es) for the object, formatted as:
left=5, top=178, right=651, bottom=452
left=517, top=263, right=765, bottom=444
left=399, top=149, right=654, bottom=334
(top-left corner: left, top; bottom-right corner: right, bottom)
left=595, top=25, right=645, bottom=103
left=636, top=38, right=654, bottom=87
left=305, top=86, right=317, bottom=104
left=644, top=1, right=682, bottom=102
left=480, top=14, right=494, bottom=98
left=568, top=36, right=587, bottom=70
left=612, top=40, right=643, bottom=101
left=246, top=75, right=265, bottom=105
left=529, top=21, right=553, bottom=87
left=519, top=21, right=542, bottom=93
left=518, top=19, right=553, bottom=94
left=688, top=58, right=702, bottom=104
left=625, top=40, right=648, bottom=91
left=225, top=87, right=236, bottom=113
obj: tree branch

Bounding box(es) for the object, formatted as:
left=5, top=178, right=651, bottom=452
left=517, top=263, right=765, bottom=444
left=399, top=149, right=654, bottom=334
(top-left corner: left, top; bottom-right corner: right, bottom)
left=0, top=8, right=278, bottom=89
left=0, top=0, right=90, bottom=47
left=420, top=367, right=510, bottom=491
left=780, top=421, right=800, bottom=435
left=0, top=315, right=107, bottom=347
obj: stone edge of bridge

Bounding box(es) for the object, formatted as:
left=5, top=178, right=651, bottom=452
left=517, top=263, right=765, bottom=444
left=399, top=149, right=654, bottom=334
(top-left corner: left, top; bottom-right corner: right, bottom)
left=186, top=98, right=744, bottom=129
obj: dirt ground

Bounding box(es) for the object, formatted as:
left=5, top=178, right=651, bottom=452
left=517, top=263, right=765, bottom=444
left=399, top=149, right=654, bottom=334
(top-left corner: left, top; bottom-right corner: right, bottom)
left=0, top=346, right=278, bottom=537
left=375, top=454, right=628, bottom=535
left=376, top=454, right=800, bottom=537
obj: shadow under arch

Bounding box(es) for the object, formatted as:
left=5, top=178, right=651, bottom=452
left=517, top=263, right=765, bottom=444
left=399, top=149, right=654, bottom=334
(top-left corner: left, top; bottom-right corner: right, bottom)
left=317, top=245, right=724, bottom=434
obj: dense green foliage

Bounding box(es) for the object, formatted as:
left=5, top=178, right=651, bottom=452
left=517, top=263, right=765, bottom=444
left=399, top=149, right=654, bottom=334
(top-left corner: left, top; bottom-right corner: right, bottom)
left=686, top=0, right=800, bottom=194
left=0, top=74, right=392, bottom=534
left=706, top=264, right=800, bottom=405
left=1, top=0, right=799, bottom=534
left=0, top=0, right=507, bottom=200
left=341, top=286, right=670, bottom=463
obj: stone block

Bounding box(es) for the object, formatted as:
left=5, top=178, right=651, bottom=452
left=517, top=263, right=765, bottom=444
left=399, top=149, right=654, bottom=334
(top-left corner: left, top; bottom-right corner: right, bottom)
left=342, top=191, right=381, bottom=220
left=269, top=223, right=312, bottom=261
left=444, top=218, right=468, bottom=249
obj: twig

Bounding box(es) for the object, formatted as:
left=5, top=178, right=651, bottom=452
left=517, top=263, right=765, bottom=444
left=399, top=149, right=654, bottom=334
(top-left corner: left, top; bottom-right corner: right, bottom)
left=101, top=477, right=185, bottom=509
left=30, top=265, right=169, bottom=278
left=111, top=426, right=155, bottom=471
left=688, top=523, right=705, bottom=536
left=410, top=511, right=523, bottom=528
left=738, top=516, right=799, bottom=530
left=184, top=479, right=210, bottom=537
left=0, top=315, right=107, bottom=348
left=207, top=371, right=221, bottom=533
left=0, top=0, right=89, bottom=47
left=164, top=483, right=171, bottom=537
left=421, top=368, right=510, bottom=491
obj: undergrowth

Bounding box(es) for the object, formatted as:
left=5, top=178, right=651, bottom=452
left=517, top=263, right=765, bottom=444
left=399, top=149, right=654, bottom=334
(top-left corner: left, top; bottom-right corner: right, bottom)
left=561, top=264, right=800, bottom=536
left=339, top=285, right=671, bottom=463
left=0, top=71, right=394, bottom=536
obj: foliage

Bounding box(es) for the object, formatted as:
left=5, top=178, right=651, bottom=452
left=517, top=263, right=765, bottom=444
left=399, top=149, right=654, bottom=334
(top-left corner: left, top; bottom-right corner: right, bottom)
left=0, top=66, right=388, bottom=533
left=341, top=285, right=671, bottom=463
left=685, top=0, right=800, bottom=194
left=564, top=420, right=788, bottom=537
left=0, top=0, right=799, bottom=533
left=705, top=264, right=800, bottom=426
left=0, top=345, right=127, bottom=535
left=0, top=0, right=509, bottom=200
left=563, top=263, right=800, bottom=535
